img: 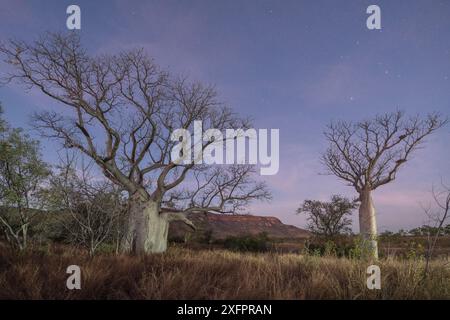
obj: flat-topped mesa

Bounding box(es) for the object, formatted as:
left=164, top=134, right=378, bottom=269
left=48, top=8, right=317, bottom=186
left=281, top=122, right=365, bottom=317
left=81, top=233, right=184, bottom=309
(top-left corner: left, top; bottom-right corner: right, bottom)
left=169, top=212, right=310, bottom=240
left=206, top=214, right=282, bottom=226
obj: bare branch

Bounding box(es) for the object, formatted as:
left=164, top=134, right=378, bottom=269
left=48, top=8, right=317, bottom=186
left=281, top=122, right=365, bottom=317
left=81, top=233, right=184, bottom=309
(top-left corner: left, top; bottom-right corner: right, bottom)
left=322, top=111, right=448, bottom=192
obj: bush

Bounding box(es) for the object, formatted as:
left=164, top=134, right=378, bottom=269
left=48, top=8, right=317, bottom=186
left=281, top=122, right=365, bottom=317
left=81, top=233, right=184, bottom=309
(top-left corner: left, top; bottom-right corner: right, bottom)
left=223, top=232, right=270, bottom=252
left=303, top=237, right=354, bottom=258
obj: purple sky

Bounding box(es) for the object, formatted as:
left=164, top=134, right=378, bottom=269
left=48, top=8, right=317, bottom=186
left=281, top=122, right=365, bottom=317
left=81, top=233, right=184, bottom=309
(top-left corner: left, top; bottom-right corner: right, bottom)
left=0, top=0, right=449, bottom=231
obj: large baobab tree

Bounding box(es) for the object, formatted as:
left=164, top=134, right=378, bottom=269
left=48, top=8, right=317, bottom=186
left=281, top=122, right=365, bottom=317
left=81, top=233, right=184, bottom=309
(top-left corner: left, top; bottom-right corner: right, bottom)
left=0, top=33, right=270, bottom=254
left=322, top=111, right=447, bottom=259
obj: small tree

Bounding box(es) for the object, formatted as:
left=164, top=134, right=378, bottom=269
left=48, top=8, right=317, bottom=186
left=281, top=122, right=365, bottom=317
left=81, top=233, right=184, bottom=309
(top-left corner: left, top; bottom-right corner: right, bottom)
left=322, top=111, right=447, bottom=259
left=422, top=181, right=450, bottom=277
left=43, top=155, right=127, bottom=256
left=0, top=119, right=49, bottom=250
left=297, top=195, right=357, bottom=238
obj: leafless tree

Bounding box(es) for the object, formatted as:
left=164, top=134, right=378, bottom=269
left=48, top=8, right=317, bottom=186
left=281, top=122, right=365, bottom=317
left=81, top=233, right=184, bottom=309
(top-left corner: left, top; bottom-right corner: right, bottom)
left=44, top=154, right=127, bottom=256
left=422, top=181, right=450, bottom=277
left=0, top=33, right=270, bottom=253
left=322, top=111, right=447, bottom=259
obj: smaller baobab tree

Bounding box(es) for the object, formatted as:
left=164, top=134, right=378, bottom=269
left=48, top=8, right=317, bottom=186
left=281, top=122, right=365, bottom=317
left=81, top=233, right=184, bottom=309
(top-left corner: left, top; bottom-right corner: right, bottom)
left=322, top=111, right=447, bottom=259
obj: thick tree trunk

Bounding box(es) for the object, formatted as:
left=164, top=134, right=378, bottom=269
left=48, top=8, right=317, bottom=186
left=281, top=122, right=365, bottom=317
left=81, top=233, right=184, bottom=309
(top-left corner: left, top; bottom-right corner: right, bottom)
left=122, top=197, right=169, bottom=254
left=358, top=188, right=379, bottom=259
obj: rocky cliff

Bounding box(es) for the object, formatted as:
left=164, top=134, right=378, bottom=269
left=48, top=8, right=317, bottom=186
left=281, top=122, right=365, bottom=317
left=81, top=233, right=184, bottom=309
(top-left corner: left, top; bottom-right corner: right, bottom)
left=169, top=212, right=310, bottom=240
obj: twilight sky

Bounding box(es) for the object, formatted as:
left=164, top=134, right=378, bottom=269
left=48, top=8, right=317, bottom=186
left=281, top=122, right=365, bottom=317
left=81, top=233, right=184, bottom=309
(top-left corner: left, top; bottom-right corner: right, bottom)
left=0, top=0, right=449, bottom=231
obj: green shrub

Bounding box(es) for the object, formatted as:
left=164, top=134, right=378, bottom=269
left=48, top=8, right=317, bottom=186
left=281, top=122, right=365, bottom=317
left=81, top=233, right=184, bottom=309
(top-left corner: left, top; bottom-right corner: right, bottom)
left=304, top=238, right=354, bottom=258
left=405, top=241, right=425, bottom=260
left=223, top=232, right=270, bottom=252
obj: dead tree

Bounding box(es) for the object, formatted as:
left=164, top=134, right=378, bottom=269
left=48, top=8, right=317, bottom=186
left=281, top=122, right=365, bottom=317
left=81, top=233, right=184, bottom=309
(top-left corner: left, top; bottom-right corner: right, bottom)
left=422, top=181, right=450, bottom=277
left=44, top=155, right=127, bottom=256
left=0, top=33, right=269, bottom=254
left=322, top=111, right=447, bottom=259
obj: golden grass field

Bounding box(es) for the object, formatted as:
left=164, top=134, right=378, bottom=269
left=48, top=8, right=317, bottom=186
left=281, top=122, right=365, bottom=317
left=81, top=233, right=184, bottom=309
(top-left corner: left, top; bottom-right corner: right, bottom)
left=0, top=245, right=449, bottom=299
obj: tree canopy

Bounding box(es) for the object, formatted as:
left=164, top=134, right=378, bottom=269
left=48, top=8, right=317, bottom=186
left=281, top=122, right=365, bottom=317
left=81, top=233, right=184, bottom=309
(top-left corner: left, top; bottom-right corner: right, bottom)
left=297, top=195, right=357, bottom=238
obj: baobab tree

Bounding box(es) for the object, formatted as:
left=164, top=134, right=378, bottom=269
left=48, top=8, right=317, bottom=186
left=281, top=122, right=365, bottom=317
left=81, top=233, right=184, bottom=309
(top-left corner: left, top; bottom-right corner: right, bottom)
left=0, top=33, right=270, bottom=254
left=322, top=111, right=447, bottom=259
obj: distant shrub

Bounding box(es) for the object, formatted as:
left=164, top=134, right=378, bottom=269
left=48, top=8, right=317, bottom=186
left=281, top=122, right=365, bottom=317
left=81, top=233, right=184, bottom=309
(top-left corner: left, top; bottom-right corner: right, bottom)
left=303, top=238, right=354, bottom=258
left=170, top=229, right=214, bottom=245
left=223, top=232, right=269, bottom=252
left=348, top=237, right=364, bottom=260
left=405, top=241, right=425, bottom=260
left=201, top=229, right=214, bottom=244
left=169, top=235, right=186, bottom=244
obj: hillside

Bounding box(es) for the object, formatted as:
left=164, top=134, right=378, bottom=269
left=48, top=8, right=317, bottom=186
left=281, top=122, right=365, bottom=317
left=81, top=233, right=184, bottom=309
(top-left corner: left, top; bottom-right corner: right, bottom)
left=169, top=212, right=310, bottom=241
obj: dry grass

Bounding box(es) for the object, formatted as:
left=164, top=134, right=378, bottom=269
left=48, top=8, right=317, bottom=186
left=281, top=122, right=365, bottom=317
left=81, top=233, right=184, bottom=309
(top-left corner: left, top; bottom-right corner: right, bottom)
left=0, top=244, right=449, bottom=299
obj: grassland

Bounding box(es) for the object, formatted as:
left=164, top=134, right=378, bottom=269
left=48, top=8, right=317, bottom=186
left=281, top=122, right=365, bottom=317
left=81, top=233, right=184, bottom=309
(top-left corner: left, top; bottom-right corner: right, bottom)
left=0, top=244, right=449, bottom=299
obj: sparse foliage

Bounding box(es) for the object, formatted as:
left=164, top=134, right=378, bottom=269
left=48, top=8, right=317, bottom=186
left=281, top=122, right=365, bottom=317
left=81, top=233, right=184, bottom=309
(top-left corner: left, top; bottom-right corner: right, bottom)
left=0, top=115, right=49, bottom=250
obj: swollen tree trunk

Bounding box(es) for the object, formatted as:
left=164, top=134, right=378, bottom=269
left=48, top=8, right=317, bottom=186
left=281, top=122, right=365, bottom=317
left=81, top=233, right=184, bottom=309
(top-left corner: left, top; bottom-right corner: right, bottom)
left=122, top=196, right=169, bottom=254
left=358, top=188, right=379, bottom=259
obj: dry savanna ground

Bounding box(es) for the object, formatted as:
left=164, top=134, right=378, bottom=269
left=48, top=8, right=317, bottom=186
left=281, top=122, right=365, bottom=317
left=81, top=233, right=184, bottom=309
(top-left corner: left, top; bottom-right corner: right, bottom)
left=0, top=245, right=449, bottom=300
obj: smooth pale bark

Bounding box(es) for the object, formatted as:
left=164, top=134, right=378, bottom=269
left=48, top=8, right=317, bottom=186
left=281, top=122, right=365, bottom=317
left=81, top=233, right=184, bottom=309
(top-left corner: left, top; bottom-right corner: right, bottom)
left=358, top=188, right=379, bottom=259
left=143, top=201, right=170, bottom=253
left=122, top=198, right=170, bottom=254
